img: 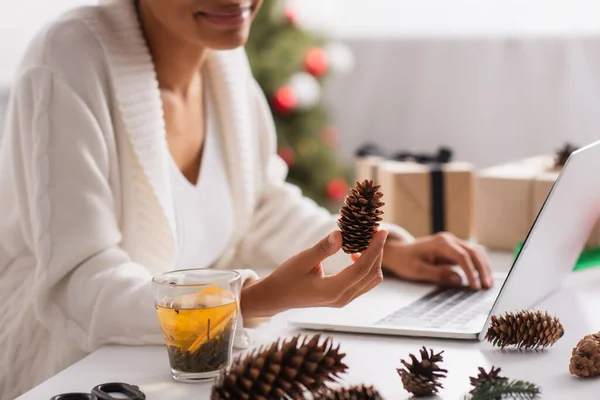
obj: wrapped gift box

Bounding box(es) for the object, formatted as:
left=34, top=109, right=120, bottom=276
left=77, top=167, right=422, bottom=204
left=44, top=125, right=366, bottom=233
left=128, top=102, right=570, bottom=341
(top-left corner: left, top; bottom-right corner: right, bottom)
left=355, top=144, right=386, bottom=184
left=377, top=160, right=474, bottom=239
left=475, top=154, right=600, bottom=250
left=355, top=155, right=384, bottom=184
left=531, top=170, right=600, bottom=248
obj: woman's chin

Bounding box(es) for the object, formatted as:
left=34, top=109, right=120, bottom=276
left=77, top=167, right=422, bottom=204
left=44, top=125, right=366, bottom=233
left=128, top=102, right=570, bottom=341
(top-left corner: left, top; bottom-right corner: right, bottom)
left=207, top=36, right=249, bottom=51
left=192, top=29, right=250, bottom=51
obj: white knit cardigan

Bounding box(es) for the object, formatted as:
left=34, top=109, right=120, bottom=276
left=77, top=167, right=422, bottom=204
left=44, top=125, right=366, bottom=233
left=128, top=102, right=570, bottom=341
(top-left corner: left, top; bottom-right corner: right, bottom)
left=0, top=0, right=412, bottom=398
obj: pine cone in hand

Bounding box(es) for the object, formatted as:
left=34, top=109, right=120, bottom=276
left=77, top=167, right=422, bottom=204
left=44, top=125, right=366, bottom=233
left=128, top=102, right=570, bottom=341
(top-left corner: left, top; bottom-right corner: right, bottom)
left=211, top=334, right=348, bottom=400
left=317, top=384, right=384, bottom=400
left=397, top=347, right=447, bottom=397
left=485, top=310, right=564, bottom=350
left=338, top=180, right=384, bottom=254
left=570, top=332, right=600, bottom=378
left=469, top=366, right=508, bottom=390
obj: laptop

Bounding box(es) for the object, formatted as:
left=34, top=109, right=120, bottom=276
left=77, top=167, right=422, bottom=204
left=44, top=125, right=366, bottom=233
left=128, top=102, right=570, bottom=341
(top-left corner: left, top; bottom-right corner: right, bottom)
left=289, top=140, right=600, bottom=340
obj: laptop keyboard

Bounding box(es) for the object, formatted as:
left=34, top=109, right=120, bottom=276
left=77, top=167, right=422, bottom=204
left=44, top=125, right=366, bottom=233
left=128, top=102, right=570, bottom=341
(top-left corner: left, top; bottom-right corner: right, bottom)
left=376, top=287, right=493, bottom=330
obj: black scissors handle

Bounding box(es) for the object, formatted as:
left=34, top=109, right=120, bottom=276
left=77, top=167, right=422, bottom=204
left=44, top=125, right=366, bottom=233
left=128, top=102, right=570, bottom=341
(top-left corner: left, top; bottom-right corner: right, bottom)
left=50, top=382, right=145, bottom=400
left=91, top=383, right=146, bottom=400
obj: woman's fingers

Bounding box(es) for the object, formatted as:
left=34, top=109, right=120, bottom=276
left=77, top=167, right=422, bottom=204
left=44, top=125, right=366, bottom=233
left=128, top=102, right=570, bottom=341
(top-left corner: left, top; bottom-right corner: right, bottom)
left=334, top=251, right=385, bottom=307
left=336, top=273, right=384, bottom=308
left=289, top=231, right=342, bottom=271
left=327, top=230, right=388, bottom=293
left=433, top=235, right=480, bottom=289
left=408, top=261, right=463, bottom=287
left=460, top=242, right=493, bottom=288
left=348, top=252, right=386, bottom=300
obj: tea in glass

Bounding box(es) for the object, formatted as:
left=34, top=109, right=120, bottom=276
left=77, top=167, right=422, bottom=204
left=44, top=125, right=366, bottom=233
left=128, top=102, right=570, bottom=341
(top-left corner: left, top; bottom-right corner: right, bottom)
left=152, top=269, right=241, bottom=382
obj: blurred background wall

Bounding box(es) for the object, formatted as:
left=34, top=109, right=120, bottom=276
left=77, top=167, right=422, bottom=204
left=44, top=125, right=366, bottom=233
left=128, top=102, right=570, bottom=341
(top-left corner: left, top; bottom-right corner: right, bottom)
left=292, top=0, right=600, bottom=168
left=2, top=0, right=600, bottom=171
left=0, top=0, right=95, bottom=129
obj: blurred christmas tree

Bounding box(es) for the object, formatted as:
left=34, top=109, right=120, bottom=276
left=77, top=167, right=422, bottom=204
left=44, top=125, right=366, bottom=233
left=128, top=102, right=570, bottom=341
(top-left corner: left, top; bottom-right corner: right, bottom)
left=245, top=0, right=354, bottom=209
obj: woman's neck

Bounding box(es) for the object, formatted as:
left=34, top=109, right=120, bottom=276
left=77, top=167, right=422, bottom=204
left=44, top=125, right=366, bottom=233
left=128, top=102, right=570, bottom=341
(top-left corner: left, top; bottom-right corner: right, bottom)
left=137, top=1, right=207, bottom=97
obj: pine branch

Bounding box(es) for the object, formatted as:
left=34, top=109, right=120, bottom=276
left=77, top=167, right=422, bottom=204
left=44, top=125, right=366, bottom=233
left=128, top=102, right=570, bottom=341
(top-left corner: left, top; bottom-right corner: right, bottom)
left=466, top=380, right=541, bottom=400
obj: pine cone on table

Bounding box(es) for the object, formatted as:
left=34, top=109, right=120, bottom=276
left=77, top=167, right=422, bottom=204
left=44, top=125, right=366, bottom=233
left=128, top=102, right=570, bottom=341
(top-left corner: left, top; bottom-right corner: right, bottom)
left=397, top=347, right=447, bottom=397
left=485, top=310, right=564, bottom=350
left=469, top=366, right=508, bottom=390
left=316, top=384, right=384, bottom=400
left=337, top=179, right=384, bottom=254
left=569, top=332, right=600, bottom=378
left=211, top=334, right=348, bottom=400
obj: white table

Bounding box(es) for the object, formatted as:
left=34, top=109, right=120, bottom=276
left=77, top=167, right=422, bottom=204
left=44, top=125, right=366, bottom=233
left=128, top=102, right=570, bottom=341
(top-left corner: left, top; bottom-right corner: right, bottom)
left=17, top=259, right=600, bottom=400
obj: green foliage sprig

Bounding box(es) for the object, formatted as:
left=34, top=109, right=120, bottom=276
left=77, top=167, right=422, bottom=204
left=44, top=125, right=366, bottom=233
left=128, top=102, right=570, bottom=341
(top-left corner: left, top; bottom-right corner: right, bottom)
left=466, top=379, right=541, bottom=400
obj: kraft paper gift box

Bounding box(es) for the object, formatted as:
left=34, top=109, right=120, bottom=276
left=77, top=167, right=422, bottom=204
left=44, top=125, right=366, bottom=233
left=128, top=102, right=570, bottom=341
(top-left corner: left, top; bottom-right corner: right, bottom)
left=475, top=155, right=600, bottom=250
left=377, top=160, right=474, bottom=239
left=355, top=155, right=384, bottom=183
left=475, top=156, right=549, bottom=250
left=354, top=143, right=386, bottom=183
left=531, top=171, right=600, bottom=249
left=354, top=144, right=454, bottom=186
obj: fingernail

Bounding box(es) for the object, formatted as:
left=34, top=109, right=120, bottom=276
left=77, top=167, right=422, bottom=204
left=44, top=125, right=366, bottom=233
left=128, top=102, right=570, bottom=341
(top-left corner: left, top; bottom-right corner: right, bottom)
left=328, top=232, right=337, bottom=245
left=450, top=275, right=462, bottom=285
left=379, top=230, right=389, bottom=243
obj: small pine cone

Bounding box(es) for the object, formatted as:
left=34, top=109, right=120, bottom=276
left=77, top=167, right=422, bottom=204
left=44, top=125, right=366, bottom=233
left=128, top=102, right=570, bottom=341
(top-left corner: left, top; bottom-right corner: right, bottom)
left=317, top=384, right=384, bottom=400
left=211, top=334, right=348, bottom=400
left=337, top=180, right=384, bottom=254
left=397, top=347, right=447, bottom=397
left=485, top=310, right=564, bottom=350
left=469, top=366, right=508, bottom=389
left=570, top=332, right=600, bottom=378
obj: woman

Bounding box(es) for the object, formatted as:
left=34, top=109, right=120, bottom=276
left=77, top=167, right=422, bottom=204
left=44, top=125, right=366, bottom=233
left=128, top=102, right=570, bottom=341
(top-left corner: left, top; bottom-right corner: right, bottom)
left=0, top=0, right=492, bottom=397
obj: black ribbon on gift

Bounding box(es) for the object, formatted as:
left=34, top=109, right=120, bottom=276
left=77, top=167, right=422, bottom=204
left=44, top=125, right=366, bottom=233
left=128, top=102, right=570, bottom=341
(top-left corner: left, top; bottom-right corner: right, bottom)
left=355, top=142, right=387, bottom=158
left=554, top=142, right=579, bottom=168
left=355, top=142, right=388, bottom=182
left=355, top=143, right=453, bottom=234
left=393, top=147, right=452, bottom=234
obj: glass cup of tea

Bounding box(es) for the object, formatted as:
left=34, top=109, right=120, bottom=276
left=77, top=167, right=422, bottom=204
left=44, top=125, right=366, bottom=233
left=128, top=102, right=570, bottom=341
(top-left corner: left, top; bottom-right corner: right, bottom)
left=152, top=269, right=241, bottom=382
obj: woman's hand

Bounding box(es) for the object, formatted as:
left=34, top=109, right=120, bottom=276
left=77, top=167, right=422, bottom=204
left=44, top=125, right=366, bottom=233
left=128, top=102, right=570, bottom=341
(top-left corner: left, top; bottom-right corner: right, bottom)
left=241, top=229, right=388, bottom=320
left=382, top=232, right=493, bottom=290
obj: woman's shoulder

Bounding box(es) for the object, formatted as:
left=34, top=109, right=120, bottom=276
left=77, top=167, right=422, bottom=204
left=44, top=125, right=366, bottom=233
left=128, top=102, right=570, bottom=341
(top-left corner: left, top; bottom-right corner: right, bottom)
left=15, top=1, right=137, bottom=90
left=17, top=7, right=106, bottom=79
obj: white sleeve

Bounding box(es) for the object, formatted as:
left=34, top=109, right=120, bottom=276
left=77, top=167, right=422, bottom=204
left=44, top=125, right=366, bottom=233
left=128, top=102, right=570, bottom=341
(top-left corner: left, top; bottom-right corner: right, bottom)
left=9, top=68, right=165, bottom=352
left=233, top=80, right=414, bottom=273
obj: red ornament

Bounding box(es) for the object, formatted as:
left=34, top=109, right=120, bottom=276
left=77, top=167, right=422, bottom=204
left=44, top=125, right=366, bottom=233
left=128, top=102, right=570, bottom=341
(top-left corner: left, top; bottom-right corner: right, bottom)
left=284, top=6, right=297, bottom=24
left=321, top=126, right=340, bottom=147
left=278, top=147, right=295, bottom=167
left=326, top=178, right=349, bottom=202
left=271, top=86, right=297, bottom=115
left=305, top=47, right=329, bottom=77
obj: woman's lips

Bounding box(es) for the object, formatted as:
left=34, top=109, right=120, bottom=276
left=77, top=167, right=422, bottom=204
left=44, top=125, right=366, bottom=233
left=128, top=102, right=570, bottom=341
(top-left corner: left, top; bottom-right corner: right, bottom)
left=196, top=8, right=251, bottom=27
